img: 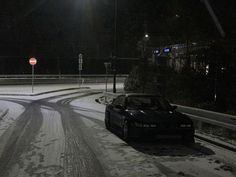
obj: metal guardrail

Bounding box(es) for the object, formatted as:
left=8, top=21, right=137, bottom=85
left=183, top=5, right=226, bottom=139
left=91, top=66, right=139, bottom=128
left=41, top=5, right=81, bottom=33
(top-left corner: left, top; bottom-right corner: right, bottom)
left=0, top=74, right=128, bottom=85
left=0, top=74, right=128, bottom=79
left=174, top=104, right=236, bottom=148
left=175, top=104, right=236, bottom=131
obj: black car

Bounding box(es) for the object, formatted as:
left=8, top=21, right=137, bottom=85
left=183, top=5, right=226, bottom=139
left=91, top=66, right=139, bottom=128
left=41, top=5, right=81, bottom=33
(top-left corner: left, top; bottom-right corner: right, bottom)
left=105, top=93, right=195, bottom=143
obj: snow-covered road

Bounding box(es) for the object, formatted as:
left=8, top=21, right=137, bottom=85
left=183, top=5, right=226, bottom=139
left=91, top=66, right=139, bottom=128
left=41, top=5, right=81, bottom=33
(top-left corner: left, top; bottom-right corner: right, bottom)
left=0, top=86, right=235, bottom=177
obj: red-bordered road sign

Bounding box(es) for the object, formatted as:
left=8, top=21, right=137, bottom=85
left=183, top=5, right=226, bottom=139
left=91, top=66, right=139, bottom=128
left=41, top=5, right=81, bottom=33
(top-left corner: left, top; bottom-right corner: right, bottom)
left=29, top=58, right=37, bottom=66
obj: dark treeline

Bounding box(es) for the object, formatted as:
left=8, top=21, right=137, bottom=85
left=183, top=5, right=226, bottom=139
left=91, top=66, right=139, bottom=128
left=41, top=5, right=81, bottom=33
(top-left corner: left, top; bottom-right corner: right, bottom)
left=0, top=0, right=236, bottom=68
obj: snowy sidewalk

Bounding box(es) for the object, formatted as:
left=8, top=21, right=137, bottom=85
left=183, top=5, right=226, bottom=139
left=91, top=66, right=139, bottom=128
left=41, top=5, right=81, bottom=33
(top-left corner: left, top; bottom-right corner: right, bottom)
left=0, top=83, right=124, bottom=96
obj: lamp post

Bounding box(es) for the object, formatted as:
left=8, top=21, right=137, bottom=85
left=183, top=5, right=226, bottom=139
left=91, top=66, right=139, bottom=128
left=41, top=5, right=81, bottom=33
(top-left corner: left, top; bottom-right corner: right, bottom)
left=113, top=0, right=118, bottom=93
left=143, top=33, right=149, bottom=58
left=137, top=33, right=150, bottom=59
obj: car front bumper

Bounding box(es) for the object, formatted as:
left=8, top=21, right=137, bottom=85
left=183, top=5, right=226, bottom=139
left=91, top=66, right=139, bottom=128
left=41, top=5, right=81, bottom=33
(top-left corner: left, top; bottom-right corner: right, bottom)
left=129, top=125, right=194, bottom=139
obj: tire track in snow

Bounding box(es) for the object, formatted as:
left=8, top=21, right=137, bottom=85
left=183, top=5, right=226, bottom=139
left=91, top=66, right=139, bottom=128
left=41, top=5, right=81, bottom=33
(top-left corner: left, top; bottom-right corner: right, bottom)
left=56, top=102, right=106, bottom=177
left=7, top=106, right=65, bottom=177
left=0, top=103, right=43, bottom=177
left=32, top=92, right=107, bottom=177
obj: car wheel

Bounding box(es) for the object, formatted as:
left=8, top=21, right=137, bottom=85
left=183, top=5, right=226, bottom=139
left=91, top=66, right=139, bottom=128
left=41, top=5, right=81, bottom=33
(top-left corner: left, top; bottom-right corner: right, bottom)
left=122, top=120, right=130, bottom=141
left=105, top=112, right=110, bottom=130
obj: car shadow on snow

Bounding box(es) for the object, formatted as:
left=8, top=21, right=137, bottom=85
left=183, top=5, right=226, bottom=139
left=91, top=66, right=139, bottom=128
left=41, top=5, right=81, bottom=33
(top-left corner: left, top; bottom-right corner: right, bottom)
left=106, top=125, right=215, bottom=157
left=107, top=126, right=215, bottom=157
left=125, top=138, right=215, bottom=157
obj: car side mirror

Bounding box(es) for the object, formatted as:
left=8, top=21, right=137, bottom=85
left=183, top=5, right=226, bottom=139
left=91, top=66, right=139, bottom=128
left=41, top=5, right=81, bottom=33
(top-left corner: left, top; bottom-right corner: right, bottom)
left=115, top=105, right=124, bottom=110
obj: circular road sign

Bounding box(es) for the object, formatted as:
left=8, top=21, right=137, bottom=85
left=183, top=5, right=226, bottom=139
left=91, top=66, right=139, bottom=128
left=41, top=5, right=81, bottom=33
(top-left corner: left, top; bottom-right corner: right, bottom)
left=29, top=58, right=37, bottom=66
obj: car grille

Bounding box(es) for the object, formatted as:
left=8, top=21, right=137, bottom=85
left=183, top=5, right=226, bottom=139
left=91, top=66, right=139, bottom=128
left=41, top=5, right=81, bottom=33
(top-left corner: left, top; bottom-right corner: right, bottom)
left=158, top=122, right=177, bottom=129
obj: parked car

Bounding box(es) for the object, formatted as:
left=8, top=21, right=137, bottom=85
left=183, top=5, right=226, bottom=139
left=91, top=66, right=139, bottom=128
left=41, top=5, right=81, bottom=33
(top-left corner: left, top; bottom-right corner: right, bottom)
left=105, top=93, right=195, bottom=143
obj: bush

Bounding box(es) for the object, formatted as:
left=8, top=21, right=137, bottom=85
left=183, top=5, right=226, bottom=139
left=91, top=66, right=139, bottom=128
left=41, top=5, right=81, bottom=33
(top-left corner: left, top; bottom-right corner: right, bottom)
left=124, top=63, right=161, bottom=94
left=124, top=62, right=236, bottom=115
left=124, top=66, right=141, bottom=92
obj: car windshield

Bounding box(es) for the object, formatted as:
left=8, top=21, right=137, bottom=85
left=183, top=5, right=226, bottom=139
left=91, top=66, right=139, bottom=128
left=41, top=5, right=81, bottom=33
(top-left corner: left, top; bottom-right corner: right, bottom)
left=127, top=96, right=171, bottom=111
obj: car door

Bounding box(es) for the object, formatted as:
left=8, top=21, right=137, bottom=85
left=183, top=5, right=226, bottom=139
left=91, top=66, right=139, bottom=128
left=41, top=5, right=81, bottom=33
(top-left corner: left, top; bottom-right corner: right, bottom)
left=110, top=96, right=126, bottom=129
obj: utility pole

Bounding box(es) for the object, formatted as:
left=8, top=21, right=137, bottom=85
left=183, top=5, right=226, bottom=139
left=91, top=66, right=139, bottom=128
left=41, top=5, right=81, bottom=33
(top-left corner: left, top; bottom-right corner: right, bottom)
left=201, top=0, right=226, bottom=102
left=201, top=0, right=225, bottom=38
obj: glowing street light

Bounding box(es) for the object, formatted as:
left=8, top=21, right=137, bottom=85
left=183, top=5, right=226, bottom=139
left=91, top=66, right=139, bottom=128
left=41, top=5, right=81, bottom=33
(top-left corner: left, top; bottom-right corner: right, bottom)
left=144, top=33, right=149, bottom=39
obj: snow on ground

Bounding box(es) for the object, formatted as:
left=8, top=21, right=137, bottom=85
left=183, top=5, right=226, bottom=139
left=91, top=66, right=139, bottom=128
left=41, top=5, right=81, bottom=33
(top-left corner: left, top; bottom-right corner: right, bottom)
left=0, top=83, right=124, bottom=102
left=48, top=92, right=86, bottom=103
left=159, top=155, right=235, bottom=177
left=197, top=139, right=236, bottom=170
left=0, top=100, right=25, bottom=160
left=8, top=107, right=65, bottom=177
left=0, top=83, right=123, bottom=95
left=0, top=84, right=82, bottom=94
left=1, top=84, right=235, bottom=176
left=81, top=116, right=166, bottom=177
left=0, top=100, right=25, bottom=137
left=70, top=94, right=167, bottom=177
left=70, top=93, right=106, bottom=122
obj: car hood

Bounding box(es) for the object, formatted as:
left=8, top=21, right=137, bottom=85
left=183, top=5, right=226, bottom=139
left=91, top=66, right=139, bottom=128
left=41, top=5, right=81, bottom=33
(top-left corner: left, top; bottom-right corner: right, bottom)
left=126, top=109, right=192, bottom=124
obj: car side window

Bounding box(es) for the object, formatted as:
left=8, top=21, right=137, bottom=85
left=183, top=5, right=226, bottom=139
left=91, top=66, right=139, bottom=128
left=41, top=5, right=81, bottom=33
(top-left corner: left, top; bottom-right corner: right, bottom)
left=113, top=96, right=125, bottom=106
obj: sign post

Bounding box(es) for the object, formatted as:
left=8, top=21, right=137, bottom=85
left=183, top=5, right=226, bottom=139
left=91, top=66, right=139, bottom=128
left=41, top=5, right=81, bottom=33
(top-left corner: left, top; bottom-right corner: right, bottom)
left=104, top=62, right=111, bottom=103
left=29, top=57, right=37, bottom=93
left=104, top=62, right=111, bottom=92
left=78, top=54, right=83, bottom=87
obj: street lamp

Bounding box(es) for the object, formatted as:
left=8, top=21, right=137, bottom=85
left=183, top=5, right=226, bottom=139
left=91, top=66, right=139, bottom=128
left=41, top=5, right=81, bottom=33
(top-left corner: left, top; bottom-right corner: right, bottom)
left=144, top=33, right=149, bottom=39
left=142, top=33, right=150, bottom=58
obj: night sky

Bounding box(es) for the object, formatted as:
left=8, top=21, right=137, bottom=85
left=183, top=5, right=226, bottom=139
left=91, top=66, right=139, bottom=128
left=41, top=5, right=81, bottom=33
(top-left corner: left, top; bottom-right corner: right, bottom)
left=0, top=0, right=235, bottom=74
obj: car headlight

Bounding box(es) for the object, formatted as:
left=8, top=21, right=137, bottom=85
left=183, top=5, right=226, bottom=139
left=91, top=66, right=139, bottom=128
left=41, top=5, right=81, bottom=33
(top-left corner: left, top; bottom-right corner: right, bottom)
left=134, top=122, right=143, bottom=127
left=180, top=124, right=192, bottom=128
left=150, top=124, right=157, bottom=128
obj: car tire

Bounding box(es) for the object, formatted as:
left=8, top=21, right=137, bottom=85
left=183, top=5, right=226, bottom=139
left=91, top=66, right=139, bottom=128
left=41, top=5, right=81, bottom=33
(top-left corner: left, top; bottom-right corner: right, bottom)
left=122, top=120, right=130, bottom=141
left=105, top=112, right=110, bottom=130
